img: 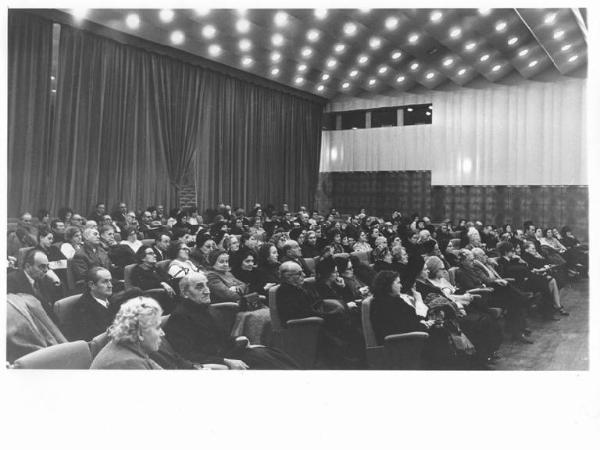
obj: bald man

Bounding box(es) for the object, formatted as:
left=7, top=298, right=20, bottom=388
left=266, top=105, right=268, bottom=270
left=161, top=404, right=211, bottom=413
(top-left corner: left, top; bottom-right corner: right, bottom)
left=72, top=228, right=111, bottom=284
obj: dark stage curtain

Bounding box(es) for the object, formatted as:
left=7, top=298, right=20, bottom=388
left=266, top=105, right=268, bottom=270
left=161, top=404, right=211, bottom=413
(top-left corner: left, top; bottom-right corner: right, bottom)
left=7, top=12, right=324, bottom=217
left=7, top=12, right=54, bottom=217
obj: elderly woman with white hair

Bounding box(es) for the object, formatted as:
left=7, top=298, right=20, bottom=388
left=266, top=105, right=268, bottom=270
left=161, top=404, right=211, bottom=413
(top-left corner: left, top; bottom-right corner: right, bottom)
left=90, top=296, right=165, bottom=369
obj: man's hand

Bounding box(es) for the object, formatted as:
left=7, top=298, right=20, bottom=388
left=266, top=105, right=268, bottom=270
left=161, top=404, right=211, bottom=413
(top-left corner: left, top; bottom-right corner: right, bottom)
left=223, top=358, right=249, bottom=370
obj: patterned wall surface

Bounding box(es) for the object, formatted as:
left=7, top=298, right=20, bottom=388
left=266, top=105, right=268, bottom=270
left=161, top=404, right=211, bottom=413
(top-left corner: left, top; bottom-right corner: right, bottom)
left=317, top=171, right=588, bottom=238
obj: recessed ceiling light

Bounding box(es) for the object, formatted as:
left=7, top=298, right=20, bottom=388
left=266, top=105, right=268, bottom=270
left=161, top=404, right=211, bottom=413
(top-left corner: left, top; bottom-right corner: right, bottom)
left=544, top=12, right=557, bottom=24
left=568, top=54, right=579, bottom=62
left=465, top=41, right=476, bottom=51
left=554, top=29, right=565, bottom=40
left=271, top=33, right=284, bottom=46
left=428, top=105, right=432, bottom=110
left=529, top=60, right=538, bottom=67
left=407, top=107, right=414, bottom=112
left=519, top=48, right=529, bottom=57
left=294, top=76, right=304, bottom=85
left=449, top=27, right=461, bottom=38
left=344, top=22, right=358, bottom=36
left=334, top=43, right=346, bottom=54
left=298, top=64, right=308, bottom=72
left=426, top=72, right=435, bottom=79
left=443, top=58, right=454, bottom=66
left=236, top=18, right=250, bottom=33
left=480, top=54, right=490, bottom=62
left=71, top=8, right=89, bottom=21
left=508, top=36, right=518, bottom=46
left=492, top=64, right=501, bottom=72
left=159, top=9, right=174, bottom=23
left=342, top=82, right=350, bottom=89
left=408, top=33, right=419, bottom=43
left=317, top=85, right=325, bottom=92
left=195, top=8, right=210, bottom=16
left=321, top=73, right=330, bottom=81
left=368, top=78, right=376, bottom=86
left=270, top=51, right=281, bottom=62
left=202, top=25, right=216, bottom=39
left=561, top=44, right=572, bottom=52
left=430, top=11, right=443, bottom=23
left=307, top=29, right=320, bottom=42
left=391, top=50, right=402, bottom=60
left=385, top=16, right=399, bottom=30
left=301, top=47, right=313, bottom=58
left=239, top=39, right=252, bottom=52
left=426, top=111, right=431, bottom=116
left=270, top=67, right=280, bottom=76
left=378, top=66, right=388, bottom=74
left=410, top=62, right=419, bottom=71
left=458, top=68, right=466, bottom=76
left=208, top=44, right=221, bottom=57
left=125, top=13, right=140, bottom=29
left=314, top=9, right=328, bottom=20
left=396, top=75, right=405, bottom=83
left=495, top=21, right=507, bottom=32
left=357, top=54, right=369, bottom=65
left=274, top=11, right=288, bottom=27
left=369, top=37, right=382, bottom=49
left=349, top=69, right=359, bottom=77
left=241, top=56, right=253, bottom=67
left=478, top=9, right=492, bottom=16
left=170, top=30, right=185, bottom=45
left=326, top=58, right=337, bottom=68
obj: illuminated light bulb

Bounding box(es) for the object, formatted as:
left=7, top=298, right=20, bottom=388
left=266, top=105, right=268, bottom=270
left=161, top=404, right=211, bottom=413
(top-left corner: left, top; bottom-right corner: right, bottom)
left=202, top=25, right=216, bottom=39
left=443, top=58, right=454, bottom=66
left=492, top=64, right=501, bottom=72
left=274, top=11, right=288, bottom=27
left=553, top=29, right=565, bottom=40
left=561, top=44, right=572, bottom=52
left=241, top=56, right=253, bottom=67
left=270, top=51, right=281, bottom=62
left=368, top=78, right=376, bottom=86
left=465, top=41, right=476, bottom=51
left=236, top=18, right=250, bottom=33
left=480, top=54, right=490, bottom=62
left=478, top=9, right=491, bottom=16
left=71, top=8, right=89, bottom=21
left=126, top=13, right=140, bottom=29
left=495, top=21, right=507, bottom=32
left=342, top=82, right=350, bottom=89
left=426, top=72, right=435, bottom=79
left=344, top=22, right=357, bottom=36
left=508, top=36, right=518, bottom=46
left=314, top=9, right=328, bottom=20
left=321, top=73, right=330, bottom=81
left=378, top=66, right=388, bottom=74
left=317, top=85, right=325, bottom=92
left=396, top=75, right=405, bottom=83
left=159, top=9, right=174, bottom=23
left=208, top=44, right=221, bottom=57
left=410, top=62, right=419, bottom=70
left=334, top=43, right=346, bottom=54
left=458, top=68, right=466, bottom=76
left=357, top=55, right=369, bottom=65
left=519, top=48, right=529, bottom=57
left=307, top=29, right=320, bottom=42
left=272, top=33, right=284, bottom=47
left=239, top=39, right=252, bottom=51
left=326, top=58, right=337, bottom=68
left=430, top=11, right=443, bottom=23
left=391, top=51, right=402, bottom=60
left=369, top=37, right=382, bottom=49
left=544, top=12, right=557, bottom=24
left=294, top=76, right=304, bottom=85
left=270, top=67, right=280, bottom=76
left=195, top=8, right=210, bottom=16
left=408, top=33, right=419, bottom=43
left=298, top=64, right=308, bottom=73
left=170, top=31, right=185, bottom=45
left=568, top=54, right=578, bottom=62
left=301, top=47, right=313, bottom=58
left=349, top=70, right=358, bottom=77
left=385, top=17, right=399, bottom=30
left=528, top=60, right=538, bottom=67
left=449, top=27, right=461, bottom=38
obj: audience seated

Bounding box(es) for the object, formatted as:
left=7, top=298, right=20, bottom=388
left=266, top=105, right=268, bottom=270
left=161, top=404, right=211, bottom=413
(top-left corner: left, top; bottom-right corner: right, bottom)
left=7, top=200, right=587, bottom=370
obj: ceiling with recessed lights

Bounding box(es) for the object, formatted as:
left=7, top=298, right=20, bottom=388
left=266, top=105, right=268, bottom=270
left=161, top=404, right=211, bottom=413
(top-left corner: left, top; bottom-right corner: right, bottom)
left=61, top=8, right=587, bottom=101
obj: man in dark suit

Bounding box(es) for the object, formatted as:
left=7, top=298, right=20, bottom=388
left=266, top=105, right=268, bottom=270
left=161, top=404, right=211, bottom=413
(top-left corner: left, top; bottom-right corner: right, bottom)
left=152, top=232, right=171, bottom=262
left=280, top=240, right=314, bottom=277
left=72, top=228, right=111, bottom=284
left=7, top=248, right=62, bottom=323
left=61, top=267, right=115, bottom=341
left=111, top=202, right=128, bottom=230
left=88, top=202, right=107, bottom=224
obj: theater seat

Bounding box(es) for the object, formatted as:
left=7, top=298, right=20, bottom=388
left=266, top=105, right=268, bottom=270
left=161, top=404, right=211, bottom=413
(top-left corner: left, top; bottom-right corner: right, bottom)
left=208, top=303, right=239, bottom=333
left=11, top=340, right=92, bottom=369
left=156, top=259, right=172, bottom=272
left=304, top=258, right=316, bottom=276
left=268, top=284, right=323, bottom=369
left=361, top=296, right=429, bottom=370
left=53, top=294, right=83, bottom=329
left=123, top=264, right=136, bottom=290
left=141, top=239, right=155, bottom=247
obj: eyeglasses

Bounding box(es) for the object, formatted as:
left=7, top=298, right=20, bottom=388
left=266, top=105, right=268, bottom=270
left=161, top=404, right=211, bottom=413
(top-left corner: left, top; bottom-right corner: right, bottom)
left=145, top=251, right=156, bottom=256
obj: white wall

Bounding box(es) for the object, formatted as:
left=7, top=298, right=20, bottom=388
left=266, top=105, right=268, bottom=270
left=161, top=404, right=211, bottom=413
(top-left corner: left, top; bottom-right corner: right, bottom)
left=320, top=77, right=587, bottom=186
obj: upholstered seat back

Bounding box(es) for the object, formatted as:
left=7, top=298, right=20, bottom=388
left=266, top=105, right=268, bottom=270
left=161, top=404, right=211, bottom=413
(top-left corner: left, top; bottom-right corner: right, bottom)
left=12, top=340, right=92, bottom=369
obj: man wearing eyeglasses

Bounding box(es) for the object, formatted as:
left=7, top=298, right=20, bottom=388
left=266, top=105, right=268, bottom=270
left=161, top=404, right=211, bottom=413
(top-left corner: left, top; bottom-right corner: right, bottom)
left=7, top=248, right=62, bottom=322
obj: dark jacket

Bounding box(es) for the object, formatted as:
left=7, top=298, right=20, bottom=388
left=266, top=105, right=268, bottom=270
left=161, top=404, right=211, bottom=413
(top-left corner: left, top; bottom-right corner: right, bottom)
left=163, top=299, right=238, bottom=364
left=130, top=264, right=170, bottom=291
left=62, top=291, right=116, bottom=342
left=72, top=244, right=111, bottom=282
left=276, top=282, right=322, bottom=325
left=370, top=294, right=428, bottom=346
left=280, top=255, right=314, bottom=277
left=7, top=269, right=61, bottom=322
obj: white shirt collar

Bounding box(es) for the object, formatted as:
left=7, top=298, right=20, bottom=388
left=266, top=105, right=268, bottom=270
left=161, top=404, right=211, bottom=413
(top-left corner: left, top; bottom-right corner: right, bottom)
left=91, top=293, right=110, bottom=309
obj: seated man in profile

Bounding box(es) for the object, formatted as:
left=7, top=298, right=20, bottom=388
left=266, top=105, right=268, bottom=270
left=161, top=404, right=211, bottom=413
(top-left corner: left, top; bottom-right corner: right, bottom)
left=61, top=266, right=117, bottom=342
left=276, top=261, right=364, bottom=368
left=280, top=239, right=314, bottom=277
left=163, top=272, right=299, bottom=369
left=72, top=228, right=111, bottom=285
